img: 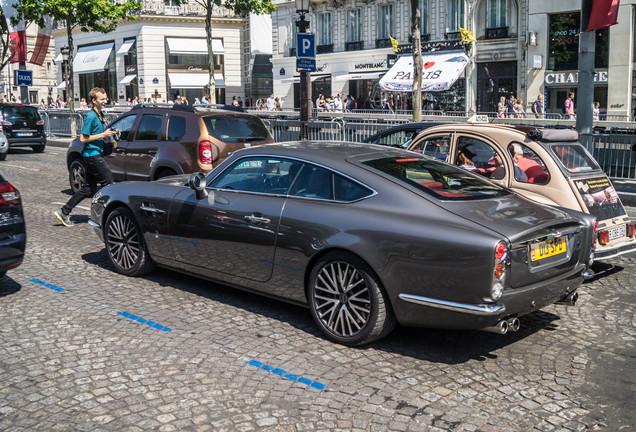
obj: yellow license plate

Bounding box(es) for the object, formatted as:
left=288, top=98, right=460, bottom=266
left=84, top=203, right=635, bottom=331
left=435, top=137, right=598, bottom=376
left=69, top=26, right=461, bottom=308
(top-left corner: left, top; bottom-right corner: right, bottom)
left=530, top=237, right=567, bottom=261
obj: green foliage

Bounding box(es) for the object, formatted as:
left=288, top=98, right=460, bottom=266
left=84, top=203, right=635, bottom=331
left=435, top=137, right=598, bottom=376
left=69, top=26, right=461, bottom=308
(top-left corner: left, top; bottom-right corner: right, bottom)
left=16, top=0, right=141, bottom=33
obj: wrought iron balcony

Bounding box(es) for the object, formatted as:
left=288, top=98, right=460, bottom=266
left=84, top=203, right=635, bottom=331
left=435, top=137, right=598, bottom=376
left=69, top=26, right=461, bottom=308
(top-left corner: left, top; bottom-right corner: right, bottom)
left=485, top=27, right=509, bottom=39
left=345, top=41, right=364, bottom=51
left=376, top=38, right=392, bottom=49
left=444, top=31, right=461, bottom=41
left=317, top=44, right=333, bottom=54
left=408, top=34, right=431, bottom=43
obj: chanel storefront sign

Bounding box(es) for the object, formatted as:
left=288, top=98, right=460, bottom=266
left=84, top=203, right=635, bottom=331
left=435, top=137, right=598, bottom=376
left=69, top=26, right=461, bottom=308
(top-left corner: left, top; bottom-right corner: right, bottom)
left=544, top=70, right=608, bottom=86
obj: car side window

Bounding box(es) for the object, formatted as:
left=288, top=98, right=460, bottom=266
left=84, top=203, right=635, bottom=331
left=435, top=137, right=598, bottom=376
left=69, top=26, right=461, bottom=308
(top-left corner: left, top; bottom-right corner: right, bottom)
left=508, top=142, right=551, bottom=184
left=209, top=157, right=303, bottom=195
left=110, top=114, right=137, bottom=141
left=455, top=136, right=506, bottom=180
left=410, top=135, right=450, bottom=161
left=167, top=115, right=186, bottom=141
left=333, top=174, right=373, bottom=201
left=134, top=114, right=163, bottom=141
left=289, top=164, right=334, bottom=200
left=376, top=130, right=414, bottom=148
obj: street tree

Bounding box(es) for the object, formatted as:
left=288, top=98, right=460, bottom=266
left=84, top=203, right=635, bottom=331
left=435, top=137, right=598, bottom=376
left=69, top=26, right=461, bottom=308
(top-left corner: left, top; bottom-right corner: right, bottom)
left=410, top=0, right=422, bottom=122
left=0, top=11, right=11, bottom=80
left=15, top=0, right=141, bottom=112
left=187, top=0, right=275, bottom=104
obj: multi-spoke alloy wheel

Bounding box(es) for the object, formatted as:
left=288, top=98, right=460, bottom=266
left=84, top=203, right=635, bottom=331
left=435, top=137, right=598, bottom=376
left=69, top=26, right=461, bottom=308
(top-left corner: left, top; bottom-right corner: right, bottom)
left=69, top=159, right=86, bottom=193
left=309, top=252, right=396, bottom=346
left=104, top=207, right=155, bottom=276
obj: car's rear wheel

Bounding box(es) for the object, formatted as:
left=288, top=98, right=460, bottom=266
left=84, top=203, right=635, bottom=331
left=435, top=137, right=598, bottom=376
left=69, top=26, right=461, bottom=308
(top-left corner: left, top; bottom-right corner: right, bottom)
left=32, top=145, right=45, bottom=153
left=69, top=159, right=86, bottom=193
left=0, top=152, right=6, bottom=161
left=155, top=168, right=177, bottom=180
left=308, top=251, right=396, bottom=346
left=105, top=207, right=155, bottom=277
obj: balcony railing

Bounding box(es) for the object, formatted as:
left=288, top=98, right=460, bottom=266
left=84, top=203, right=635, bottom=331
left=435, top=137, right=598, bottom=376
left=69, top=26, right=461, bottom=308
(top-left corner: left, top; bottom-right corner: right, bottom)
left=408, top=34, right=431, bottom=43
left=376, top=38, right=392, bottom=49
left=444, top=31, right=462, bottom=41
left=485, top=27, right=509, bottom=39
left=164, top=5, right=179, bottom=15
left=345, top=41, right=364, bottom=51
left=317, top=44, right=333, bottom=54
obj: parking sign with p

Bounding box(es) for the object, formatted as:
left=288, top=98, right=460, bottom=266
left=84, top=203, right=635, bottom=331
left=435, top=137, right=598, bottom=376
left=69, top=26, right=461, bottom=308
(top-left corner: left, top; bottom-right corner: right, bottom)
left=296, top=33, right=315, bottom=59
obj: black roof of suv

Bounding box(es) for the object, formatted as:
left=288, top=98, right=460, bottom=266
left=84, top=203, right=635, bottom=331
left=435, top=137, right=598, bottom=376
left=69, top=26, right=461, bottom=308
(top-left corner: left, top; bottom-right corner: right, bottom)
left=0, top=104, right=46, bottom=153
left=66, top=103, right=274, bottom=193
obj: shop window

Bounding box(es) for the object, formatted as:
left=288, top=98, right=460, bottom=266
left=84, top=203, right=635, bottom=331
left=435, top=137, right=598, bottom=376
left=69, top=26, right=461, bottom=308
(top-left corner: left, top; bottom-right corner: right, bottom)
left=549, top=12, right=610, bottom=71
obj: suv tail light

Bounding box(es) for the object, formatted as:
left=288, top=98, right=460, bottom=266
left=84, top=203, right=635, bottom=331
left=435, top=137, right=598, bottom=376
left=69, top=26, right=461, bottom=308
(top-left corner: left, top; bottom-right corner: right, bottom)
left=0, top=120, right=12, bottom=126
left=0, top=181, right=21, bottom=206
left=37, top=119, right=44, bottom=125
left=199, top=140, right=212, bottom=165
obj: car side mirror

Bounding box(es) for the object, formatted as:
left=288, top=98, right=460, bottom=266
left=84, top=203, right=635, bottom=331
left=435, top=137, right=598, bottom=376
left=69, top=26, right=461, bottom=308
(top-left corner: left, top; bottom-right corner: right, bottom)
left=188, top=172, right=208, bottom=200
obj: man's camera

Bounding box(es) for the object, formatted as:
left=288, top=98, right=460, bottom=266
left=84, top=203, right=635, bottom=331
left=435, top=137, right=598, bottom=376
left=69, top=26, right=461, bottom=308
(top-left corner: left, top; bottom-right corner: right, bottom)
left=104, top=128, right=121, bottom=144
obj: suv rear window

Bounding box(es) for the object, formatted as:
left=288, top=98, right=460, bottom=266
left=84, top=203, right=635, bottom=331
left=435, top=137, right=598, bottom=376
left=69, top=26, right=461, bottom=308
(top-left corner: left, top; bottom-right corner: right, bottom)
left=363, top=156, right=510, bottom=201
left=2, top=106, right=40, bottom=121
left=204, top=116, right=269, bottom=143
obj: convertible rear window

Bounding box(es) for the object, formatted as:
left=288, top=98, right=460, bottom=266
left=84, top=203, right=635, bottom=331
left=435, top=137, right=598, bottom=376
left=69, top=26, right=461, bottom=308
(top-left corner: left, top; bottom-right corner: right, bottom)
left=550, top=144, right=600, bottom=173
left=204, top=116, right=269, bottom=143
left=363, top=156, right=510, bottom=200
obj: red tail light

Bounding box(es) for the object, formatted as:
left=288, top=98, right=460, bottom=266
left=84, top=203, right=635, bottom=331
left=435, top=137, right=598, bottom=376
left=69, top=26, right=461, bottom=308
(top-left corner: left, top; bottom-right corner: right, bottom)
left=592, top=220, right=598, bottom=247
left=199, top=140, right=212, bottom=165
left=495, top=242, right=507, bottom=261
left=37, top=120, right=44, bottom=125
left=0, top=181, right=21, bottom=206
left=628, top=223, right=635, bottom=238
left=0, top=120, right=12, bottom=126
left=598, top=230, right=610, bottom=246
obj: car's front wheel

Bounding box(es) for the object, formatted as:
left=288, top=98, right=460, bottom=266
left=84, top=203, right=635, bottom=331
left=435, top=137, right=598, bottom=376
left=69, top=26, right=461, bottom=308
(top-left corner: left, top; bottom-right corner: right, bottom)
left=69, top=159, right=86, bottom=193
left=104, top=207, right=155, bottom=277
left=308, top=251, right=396, bottom=346
left=32, top=145, right=45, bottom=153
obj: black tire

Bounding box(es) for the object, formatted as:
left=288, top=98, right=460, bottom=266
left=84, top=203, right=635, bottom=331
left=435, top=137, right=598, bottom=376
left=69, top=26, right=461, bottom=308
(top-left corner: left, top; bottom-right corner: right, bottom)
left=0, top=152, right=6, bottom=161
left=308, top=251, right=396, bottom=346
left=155, top=168, right=177, bottom=180
left=104, top=207, right=155, bottom=277
left=32, top=145, right=45, bottom=153
left=69, top=158, right=87, bottom=193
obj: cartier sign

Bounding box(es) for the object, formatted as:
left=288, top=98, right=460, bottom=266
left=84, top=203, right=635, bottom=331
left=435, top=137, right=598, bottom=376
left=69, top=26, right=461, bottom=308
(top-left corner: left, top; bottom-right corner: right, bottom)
left=544, top=70, right=608, bottom=86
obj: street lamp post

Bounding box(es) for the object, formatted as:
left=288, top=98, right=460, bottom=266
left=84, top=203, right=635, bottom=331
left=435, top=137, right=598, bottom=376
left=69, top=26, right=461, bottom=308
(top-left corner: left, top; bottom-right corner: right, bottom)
left=61, top=46, right=70, bottom=109
left=295, top=0, right=311, bottom=140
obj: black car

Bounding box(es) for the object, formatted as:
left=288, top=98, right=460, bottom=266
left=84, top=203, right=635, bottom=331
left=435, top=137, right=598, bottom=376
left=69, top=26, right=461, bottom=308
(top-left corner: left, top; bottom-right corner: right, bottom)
left=362, top=122, right=450, bottom=150
left=0, top=104, right=47, bottom=153
left=0, top=170, right=26, bottom=277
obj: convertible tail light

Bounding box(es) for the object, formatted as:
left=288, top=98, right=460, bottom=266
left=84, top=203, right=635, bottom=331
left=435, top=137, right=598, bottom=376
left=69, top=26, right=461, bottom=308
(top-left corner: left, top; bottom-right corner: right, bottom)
left=0, top=181, right=21, bottom=206
left=491, top=241, right=507, bottom=301
left=199, top=140, right=212, bottom=165
left=627, top=223, right=635, bottom=238
left=598, top=229, right=610, bottom=246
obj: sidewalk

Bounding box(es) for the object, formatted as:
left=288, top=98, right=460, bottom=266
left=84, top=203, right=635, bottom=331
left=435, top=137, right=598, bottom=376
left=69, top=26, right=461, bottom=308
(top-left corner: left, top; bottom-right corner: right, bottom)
left=45, top=136, right=636, bottom=207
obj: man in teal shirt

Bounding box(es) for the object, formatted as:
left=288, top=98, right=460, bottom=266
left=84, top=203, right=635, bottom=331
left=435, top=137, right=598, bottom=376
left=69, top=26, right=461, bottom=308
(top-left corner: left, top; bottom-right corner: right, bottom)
left=54, top=87, right=117, bottom=227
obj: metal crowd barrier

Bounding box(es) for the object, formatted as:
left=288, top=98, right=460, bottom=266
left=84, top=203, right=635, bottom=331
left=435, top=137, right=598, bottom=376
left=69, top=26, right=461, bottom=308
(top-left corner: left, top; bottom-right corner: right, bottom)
left=590, top=131, right=636, bottom=180
left=42, top=110, right=84, bottom=137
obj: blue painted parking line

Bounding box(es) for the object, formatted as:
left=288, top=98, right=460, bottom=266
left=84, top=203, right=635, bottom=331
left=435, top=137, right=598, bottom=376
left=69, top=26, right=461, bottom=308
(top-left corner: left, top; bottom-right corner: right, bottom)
left=116, top=311, right=172, bottom=332
left=29, top=279, right=64, bottom=292
left=245, top=360, right=326, bottom=390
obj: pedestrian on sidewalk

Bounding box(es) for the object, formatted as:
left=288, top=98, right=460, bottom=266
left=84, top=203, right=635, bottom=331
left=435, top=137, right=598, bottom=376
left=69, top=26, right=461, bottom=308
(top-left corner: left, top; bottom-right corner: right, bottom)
left=54, top=88, right=117, bottom=227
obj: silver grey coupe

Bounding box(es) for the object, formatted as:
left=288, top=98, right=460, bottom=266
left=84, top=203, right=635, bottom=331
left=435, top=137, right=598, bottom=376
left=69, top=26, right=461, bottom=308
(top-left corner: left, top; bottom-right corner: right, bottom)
left=89, top=141, right=596, bottom=345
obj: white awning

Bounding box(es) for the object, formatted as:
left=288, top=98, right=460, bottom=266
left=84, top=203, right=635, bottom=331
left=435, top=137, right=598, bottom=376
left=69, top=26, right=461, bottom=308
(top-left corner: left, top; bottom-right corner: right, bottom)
left=57, top=81, right=67, bottom=89
left=379, top=51, right=468, bottom=92
left=166, top=38, right=207, bottom=55
left=211, top=39, right=224, bottom=54
left=73, top=43, right=114, bottom=74
left=168, top=72, right=225, bottom=89
left=116, top=39, right=135, bottom=56
left=333, top=71, right=385, bottom=82
left=280, top=74, right=330, bottom=84
left=54, top=53, right=63, bottom=63
left=119, top=74, right=137, bottom=85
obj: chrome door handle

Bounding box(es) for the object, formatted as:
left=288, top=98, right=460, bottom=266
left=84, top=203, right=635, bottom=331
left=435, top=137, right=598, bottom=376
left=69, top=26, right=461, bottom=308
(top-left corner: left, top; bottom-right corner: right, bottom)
left=245, top=215, right=270, bottom=224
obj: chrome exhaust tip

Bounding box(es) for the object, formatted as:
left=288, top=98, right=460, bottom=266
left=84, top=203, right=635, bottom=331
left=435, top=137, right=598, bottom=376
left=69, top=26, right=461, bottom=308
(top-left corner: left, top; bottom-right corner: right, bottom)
left=481, top=320, right=509, bottom=334
left=556, top=291, right=578, bottom=306
left=582, top=268, right=595, bottom=280
left=506, top=317, right=520, bottom=332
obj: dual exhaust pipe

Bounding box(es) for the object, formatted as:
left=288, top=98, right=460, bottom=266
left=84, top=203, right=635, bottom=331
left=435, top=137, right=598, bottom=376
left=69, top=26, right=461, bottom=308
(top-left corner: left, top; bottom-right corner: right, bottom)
left=482, top=317, right=520, bottom=335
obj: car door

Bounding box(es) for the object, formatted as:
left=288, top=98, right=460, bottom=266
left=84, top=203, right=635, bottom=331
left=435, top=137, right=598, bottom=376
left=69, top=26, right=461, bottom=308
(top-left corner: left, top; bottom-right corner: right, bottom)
left=104, top=113, right=138, bottom=182
left=168, top=156, right=303, bottom=282
left=124, top=113, right=165, bottom=181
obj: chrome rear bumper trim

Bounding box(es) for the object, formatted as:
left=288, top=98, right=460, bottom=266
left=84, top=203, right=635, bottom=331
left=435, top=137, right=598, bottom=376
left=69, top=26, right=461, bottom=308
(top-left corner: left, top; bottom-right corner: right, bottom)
left=398, top=293, right=505, bottom=316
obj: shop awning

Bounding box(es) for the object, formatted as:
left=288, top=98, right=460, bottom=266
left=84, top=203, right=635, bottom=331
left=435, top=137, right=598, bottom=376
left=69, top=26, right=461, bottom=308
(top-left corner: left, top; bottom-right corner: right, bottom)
left=117, top=39, right=135, bottom=56
left=280, top=74, right=330, bottom=84
left=211, top=39, right=224, bottom=54
left=73, top=43, right=114, bottom=74
left=56, top=81, right=67, bottom=89
left=167, top=72, right=225, bottom=89
left=54, top=53, right=63, bottom=63
left=379, top=51, right=468, bottom=92
left=166, top=38, right=224, bottom=55
left=333, top=71, right=385, bottom=82
left=119, top=74, right=137, bottom=85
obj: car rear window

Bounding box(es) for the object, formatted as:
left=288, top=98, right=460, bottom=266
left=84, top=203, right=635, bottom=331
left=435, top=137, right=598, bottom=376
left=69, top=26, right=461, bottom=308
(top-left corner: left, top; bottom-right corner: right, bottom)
left=2, top=106, right=40, bottom=121
left=204, top=116, right=269, bottom=143
left=362, top=156, right=511, bottom=201
left=550, top=144, right=601, bottom=173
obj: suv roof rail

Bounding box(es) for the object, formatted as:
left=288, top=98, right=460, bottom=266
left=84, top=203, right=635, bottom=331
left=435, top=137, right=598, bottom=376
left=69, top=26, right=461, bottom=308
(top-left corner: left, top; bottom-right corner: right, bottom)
left=192, top=103, right=246, bottom=113
left=131, top=103, right=197, bottom=113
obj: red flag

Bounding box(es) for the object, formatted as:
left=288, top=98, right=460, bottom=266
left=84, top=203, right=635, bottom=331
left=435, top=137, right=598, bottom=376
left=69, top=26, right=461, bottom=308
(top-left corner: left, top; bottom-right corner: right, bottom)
left=586, top=0, right=621, bottom=31
left=1, top=0, right=27, bottom=63
left=29, top=16, right=54, bottom=66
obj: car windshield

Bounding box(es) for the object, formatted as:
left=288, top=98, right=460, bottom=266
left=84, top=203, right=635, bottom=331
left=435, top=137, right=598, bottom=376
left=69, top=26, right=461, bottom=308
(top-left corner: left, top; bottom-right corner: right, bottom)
left=363, top=156, right=510, bottom=200
left=550, top=144, right=600, bottom=173
left=204, top=116, right=269, bottom=143
left=3, top=106, right=40, bottom=121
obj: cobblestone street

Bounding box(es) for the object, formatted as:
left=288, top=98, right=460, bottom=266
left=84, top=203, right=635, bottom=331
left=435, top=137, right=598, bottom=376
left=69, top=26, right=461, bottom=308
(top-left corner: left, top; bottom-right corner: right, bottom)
left=0, top=147, right=634, bottom=431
